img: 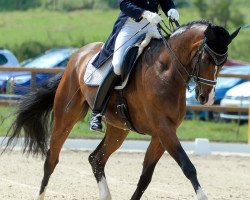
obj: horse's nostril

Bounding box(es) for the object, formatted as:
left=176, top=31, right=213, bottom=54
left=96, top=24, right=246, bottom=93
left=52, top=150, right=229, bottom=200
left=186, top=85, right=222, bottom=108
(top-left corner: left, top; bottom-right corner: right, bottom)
left=199, top=95, right=207, bottom=104
left=195, top=88, right=199, bottom=98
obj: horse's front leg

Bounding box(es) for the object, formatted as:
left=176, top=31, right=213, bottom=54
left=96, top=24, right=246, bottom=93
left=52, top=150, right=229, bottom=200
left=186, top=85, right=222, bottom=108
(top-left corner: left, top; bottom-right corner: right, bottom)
left=88, top=124, right=128, bottom=200
left=130, top=137, right=165, bottom=200
left=157, top=124, right=208, bottom=200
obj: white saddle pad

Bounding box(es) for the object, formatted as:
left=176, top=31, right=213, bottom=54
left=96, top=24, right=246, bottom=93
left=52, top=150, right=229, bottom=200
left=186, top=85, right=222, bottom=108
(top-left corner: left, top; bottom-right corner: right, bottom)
left=84, top=53, right=112, bottom=86
left=84, top=54, right=130, bottom=90
left=83, top=32, right=156, bottom=90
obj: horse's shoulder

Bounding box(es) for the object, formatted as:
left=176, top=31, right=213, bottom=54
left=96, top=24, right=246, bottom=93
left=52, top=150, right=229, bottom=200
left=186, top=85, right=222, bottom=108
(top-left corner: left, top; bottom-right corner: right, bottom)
left=78, top=42, right=103, bottom=54
left=73, top=42, right=102, bottom=62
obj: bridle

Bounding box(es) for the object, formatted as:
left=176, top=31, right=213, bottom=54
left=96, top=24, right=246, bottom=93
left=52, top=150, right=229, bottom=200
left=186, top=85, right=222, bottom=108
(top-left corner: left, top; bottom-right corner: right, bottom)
left=159, top=25, right=228, bottom=89
left=191, top=40, right=228, bottom=87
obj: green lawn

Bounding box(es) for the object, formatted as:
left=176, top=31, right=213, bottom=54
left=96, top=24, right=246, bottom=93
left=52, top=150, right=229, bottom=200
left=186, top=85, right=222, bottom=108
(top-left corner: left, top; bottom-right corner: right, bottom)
left=0, top=9, right=118, bottom=48
left=0, top=8, right=250, bottom=62
left=0, top=106, right=248, bottom=143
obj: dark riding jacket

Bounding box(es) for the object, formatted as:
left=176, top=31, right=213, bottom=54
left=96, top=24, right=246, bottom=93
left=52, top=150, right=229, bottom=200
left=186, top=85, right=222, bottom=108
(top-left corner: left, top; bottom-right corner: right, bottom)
left=92, top=0, right=176, bottom=68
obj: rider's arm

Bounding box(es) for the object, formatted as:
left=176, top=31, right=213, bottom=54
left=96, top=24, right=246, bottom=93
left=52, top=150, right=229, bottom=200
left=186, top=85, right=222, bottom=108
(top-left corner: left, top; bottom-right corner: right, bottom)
left=158, top=0, right=179, bottom=21
left=158, top=0, right=176, bottom=16
left=119, top=0, right=144, bottom=21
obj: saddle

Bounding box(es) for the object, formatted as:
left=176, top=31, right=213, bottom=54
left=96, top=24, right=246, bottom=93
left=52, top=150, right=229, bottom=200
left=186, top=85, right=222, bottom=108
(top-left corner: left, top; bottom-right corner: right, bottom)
left=84, top=33, right=149, bottom=89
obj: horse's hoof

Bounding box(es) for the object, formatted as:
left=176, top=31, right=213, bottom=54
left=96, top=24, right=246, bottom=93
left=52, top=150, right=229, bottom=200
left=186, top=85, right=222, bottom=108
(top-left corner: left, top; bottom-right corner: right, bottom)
left=100, top=195, right=112, bottom=200
left=34, top=194, right=45, bottom=200
left=196, top=187, right=208, bottom=200
left=34, top=188, right=46, bottom=200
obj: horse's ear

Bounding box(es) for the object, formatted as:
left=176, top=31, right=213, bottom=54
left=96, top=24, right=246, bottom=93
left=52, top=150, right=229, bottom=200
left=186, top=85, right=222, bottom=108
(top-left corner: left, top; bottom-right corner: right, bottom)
left=229, top=27, right=241, bottom=43
left=205, top=24, right=216, bottom=41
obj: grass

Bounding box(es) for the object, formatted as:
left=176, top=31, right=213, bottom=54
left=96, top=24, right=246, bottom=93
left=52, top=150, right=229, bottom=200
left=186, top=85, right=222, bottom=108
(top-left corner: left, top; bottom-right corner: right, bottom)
left=0, top=8, right=250, bottom=62
left=0, top=9, right=118, bottom=49
left=177, top=119, right=248, bottom=143
left=0, top=106, right=248, bottom=143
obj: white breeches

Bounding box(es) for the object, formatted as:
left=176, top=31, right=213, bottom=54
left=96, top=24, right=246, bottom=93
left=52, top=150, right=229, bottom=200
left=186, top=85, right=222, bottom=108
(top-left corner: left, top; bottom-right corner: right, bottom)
left=112, top=18, right=161, bottom=75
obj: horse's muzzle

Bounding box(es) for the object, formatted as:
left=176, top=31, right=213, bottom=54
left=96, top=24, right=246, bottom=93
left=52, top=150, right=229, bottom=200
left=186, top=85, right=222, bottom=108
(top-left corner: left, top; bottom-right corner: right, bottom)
left=195, top=88, right=208, bottom=105
left=197, top=94, right=208, bottom=105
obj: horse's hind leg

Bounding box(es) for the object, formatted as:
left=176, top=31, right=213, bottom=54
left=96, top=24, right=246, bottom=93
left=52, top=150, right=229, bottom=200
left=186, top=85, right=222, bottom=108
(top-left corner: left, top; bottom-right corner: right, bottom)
left=130, top=137, right=164, bottom=200
left=157, top=126, right=208, bottom=200
left=35, top=94, right=88, bottom=200
left=88, top=124, right=128, bottom=200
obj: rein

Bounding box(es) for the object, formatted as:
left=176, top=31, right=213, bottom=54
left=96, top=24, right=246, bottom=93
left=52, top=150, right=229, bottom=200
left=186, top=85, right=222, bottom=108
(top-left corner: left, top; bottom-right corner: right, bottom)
left=158, top=23, right=228, bottom=89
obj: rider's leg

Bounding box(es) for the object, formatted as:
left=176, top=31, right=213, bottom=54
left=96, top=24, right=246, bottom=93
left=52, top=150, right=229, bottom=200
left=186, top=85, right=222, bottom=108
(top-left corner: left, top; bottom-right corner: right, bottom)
left=90, top=67, right=119, bottom=132
left=90, top=18, right=145, bottom=133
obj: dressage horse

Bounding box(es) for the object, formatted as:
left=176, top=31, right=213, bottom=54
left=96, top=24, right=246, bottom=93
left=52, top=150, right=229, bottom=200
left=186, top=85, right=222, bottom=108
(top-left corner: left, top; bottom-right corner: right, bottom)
left=4, top=20, right=239, bottom=200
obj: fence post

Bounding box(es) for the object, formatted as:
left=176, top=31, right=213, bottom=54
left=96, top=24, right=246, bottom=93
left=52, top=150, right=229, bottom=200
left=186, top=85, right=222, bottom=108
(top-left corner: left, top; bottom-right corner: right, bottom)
left=248, top=101, right=250, bottom=144
left=31, top=72, right=36, bottom=89
left=248, top=77, right=250, bottom=145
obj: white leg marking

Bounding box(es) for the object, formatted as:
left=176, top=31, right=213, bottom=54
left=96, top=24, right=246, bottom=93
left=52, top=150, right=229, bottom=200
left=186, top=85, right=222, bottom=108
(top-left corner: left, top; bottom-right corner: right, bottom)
left=34, top=187, right=46, bottom=200
left=98, top=176, right=112, bottom=200
left=196, top=187, right=208, bottom=200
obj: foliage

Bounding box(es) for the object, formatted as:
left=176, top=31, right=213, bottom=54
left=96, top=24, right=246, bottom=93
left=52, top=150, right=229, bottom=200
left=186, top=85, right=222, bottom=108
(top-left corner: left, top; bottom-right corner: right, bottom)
left=0, top=0, right=118, bottom=11
left=193, top=0, right=245, bottom=29
left=41, top=0, right=95, bottom=11
left=175, top=0, right=191, bottom=8
left=10, top=41, right=52, bottom=61
left=102, top=0, right=118, bottom=9
left=0, top=0, right=41, bottom=11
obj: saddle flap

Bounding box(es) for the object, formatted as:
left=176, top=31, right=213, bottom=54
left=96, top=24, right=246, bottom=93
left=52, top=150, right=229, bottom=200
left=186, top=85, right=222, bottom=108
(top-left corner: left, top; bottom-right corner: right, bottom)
left=120, top=33, right=146, bottom=82
left=120, top=46, right=139, bottom=82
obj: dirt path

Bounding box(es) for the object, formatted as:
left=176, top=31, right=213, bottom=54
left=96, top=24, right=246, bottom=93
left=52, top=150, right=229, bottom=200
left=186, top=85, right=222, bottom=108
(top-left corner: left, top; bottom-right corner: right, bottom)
left=0, top=150, right=250, bottom=200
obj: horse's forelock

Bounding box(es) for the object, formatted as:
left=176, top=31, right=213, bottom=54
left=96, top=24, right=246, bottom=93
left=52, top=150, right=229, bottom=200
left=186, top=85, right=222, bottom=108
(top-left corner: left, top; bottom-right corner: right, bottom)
left=206, top=25, right=230, bottom=54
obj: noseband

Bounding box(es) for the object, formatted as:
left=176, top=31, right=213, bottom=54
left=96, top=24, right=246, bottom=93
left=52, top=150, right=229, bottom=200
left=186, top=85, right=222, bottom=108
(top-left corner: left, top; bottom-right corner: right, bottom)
left=159, top=31, right=228, bottom=88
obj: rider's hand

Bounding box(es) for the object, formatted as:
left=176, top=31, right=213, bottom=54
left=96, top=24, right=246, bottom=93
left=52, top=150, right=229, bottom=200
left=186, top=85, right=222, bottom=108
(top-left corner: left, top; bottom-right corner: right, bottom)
left=142, top=11, right=162, bottom=24
left=167, top=9, right=179, bottom=21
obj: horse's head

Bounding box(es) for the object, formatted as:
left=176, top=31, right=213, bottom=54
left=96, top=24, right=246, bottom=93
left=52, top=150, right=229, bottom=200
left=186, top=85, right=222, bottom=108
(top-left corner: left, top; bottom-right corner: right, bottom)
left=188, top=23, right=240, bottom=105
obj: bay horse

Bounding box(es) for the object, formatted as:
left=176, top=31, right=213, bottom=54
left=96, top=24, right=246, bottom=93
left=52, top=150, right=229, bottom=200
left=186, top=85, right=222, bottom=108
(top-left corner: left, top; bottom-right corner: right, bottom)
left=4, top=20, right=239, bottom=200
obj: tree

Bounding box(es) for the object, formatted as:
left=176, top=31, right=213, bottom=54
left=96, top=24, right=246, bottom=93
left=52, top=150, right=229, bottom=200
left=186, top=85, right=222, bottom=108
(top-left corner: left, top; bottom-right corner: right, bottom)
left=193, top=0, right=244, bottom=29
left=175, top=0, right=191, bottom=8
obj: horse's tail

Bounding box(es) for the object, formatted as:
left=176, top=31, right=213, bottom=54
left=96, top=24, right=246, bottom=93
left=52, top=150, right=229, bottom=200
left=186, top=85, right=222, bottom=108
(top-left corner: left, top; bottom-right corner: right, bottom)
left=3, top=72, right=63, bottom=156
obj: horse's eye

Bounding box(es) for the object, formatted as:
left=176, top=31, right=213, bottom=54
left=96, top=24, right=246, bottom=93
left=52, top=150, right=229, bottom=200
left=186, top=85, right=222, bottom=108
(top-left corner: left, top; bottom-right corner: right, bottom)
left=202, top=58, right=209, bottom=66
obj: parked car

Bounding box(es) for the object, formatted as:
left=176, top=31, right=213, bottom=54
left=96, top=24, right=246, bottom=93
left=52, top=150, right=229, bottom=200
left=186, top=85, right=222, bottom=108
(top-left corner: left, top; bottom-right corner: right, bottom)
left=1, top=47, right=78, bottom=95
left=0, top=48, right=19, bottom=66
left=220, top=81, right=250, bottom=121
left=185, top=65, right=250, bottom=120
left=214, top=66, right=250, bottom=104
left=0, top=48, right=20, bottom=92
left=224, top=59, right=247, bottom=67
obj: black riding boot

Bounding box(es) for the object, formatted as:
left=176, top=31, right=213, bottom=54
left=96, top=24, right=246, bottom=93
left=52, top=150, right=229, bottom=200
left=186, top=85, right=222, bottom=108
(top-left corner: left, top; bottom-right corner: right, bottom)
left=90, top=67, right=118, bottom=133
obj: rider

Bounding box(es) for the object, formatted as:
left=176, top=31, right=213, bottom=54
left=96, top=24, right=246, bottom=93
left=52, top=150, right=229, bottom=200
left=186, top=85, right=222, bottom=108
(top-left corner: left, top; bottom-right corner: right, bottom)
left=90, top=0, right=180, bottom=132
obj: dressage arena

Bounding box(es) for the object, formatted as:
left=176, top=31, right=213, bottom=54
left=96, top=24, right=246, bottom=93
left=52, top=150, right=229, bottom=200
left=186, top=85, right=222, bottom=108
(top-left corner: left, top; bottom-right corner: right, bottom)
left=0, top=149, right=250, bottom=200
